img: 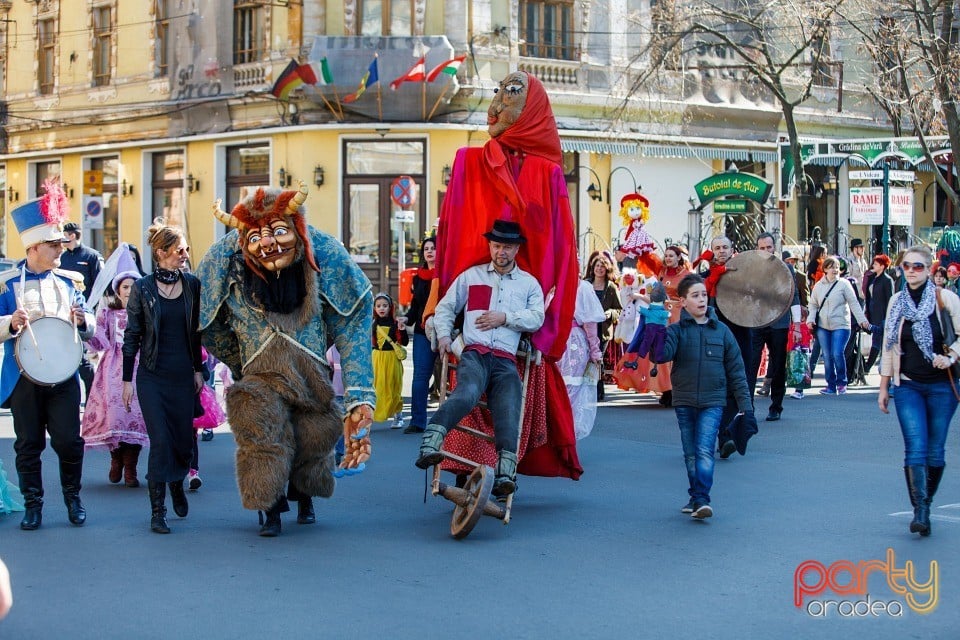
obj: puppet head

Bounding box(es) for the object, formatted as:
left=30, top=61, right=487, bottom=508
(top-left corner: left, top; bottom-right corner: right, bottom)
left=488, top=72, right=528, bottom=139
left=619, top=193, right=649, bottom=228
left=212, top=180, right=319, bottom=280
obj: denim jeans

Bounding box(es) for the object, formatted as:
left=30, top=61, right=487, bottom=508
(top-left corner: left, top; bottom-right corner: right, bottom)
left=894, top=378, right=958, bottom=466
left=430, top=350, right=522, bottom=453
left=410, top=332, right=437, bottom=428
left=674, top=406, right=723, bottom=504
left=816, top=327, right=851, bottom=390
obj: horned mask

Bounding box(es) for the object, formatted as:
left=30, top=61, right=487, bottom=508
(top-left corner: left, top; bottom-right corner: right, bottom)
left=212, top=180, right=320, bottom=279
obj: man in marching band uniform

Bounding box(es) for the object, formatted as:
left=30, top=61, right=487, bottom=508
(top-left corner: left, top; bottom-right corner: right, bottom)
left=0, top=184, right=95, bottom=530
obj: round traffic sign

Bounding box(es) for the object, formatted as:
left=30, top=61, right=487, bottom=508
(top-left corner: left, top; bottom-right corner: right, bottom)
left=390, top=176, right=416, bottom=208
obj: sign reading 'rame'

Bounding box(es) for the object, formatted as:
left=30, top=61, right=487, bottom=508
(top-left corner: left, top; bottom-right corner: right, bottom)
left=692, top=171, right=773, bottom=209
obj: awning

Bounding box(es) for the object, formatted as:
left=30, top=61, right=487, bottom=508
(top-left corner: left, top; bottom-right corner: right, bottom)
left=560, top=139, right=639, bottom=155
left=639, top=144, right=778, bottom=163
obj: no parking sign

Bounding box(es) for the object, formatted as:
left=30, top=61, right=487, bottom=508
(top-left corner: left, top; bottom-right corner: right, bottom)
left=390, top=175, right=417, bottom=209
left=82, top=195, right=104, bottom=230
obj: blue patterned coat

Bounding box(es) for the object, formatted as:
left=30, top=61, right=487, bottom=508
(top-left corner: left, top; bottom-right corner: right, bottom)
left=196, top=228, right=375, bottom=415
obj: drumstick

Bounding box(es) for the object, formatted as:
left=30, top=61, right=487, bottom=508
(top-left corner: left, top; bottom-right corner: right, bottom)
left=71, top=308, right=79, bottom=344
left=14, top=295, right=40, bottom=355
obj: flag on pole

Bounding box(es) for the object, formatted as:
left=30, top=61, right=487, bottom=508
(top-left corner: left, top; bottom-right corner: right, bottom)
left=298, top=57, right=334, bottom=86
left=389, top=56, right=426, bottom=90
left=426, top=55, right=467, bottom=82
left=269, top=59, right=304, bottom=100
left=343, top=56, right=379, bottom=103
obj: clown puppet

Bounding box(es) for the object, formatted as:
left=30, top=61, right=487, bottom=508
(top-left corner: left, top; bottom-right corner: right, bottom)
left=196, top=181, right=375, bottom=537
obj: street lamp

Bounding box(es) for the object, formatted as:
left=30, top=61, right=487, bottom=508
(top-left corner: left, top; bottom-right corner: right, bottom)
left=607, top=166, right=640, bottom=211
left=577, top=165, right=603, bottom=202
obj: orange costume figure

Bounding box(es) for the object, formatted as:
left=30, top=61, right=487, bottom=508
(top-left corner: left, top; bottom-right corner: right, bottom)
left=433, top=71, right=582, bottom=480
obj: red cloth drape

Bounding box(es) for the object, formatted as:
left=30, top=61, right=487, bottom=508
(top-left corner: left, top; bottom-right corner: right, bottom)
left=434, top=73, right=581, bottom=480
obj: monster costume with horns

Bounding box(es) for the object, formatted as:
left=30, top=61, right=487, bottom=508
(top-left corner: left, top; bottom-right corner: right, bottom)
left=195, top=181, right=375, bottom=536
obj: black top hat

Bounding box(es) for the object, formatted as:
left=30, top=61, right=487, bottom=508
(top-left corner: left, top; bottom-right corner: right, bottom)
left=850, top=238, right=864, bottom=249
left=483, top=219, right=526, bottom=244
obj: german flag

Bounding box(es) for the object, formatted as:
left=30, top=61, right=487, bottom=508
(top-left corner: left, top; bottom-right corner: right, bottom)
left=270, top=59, right=303, bottom=101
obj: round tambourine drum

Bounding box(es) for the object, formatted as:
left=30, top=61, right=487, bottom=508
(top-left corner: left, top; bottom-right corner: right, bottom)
left=15, top=317, right=83, bottom=386
left=714, top=250, right=795, bottom=328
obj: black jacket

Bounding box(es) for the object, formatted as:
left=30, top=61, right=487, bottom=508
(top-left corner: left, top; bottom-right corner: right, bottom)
left=864, top=271, right=894, bottom=325
left=122, top=273, right=202, bottom=380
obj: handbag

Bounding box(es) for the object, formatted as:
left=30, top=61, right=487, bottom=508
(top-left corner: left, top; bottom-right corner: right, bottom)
left=936, top=289, right=960, bottom=400
left=381, top=330, right=408, bottom=361
left=786, top=348, right=812, bottom=389
left=812, top=280, right=840, bottom=329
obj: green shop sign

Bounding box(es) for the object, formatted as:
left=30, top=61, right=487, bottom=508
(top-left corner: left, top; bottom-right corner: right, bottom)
left=777, top=135, right=953, bottom=201
left=693, top=172, right=772, bottom=207
left=712, top=199, right=749, bottom=213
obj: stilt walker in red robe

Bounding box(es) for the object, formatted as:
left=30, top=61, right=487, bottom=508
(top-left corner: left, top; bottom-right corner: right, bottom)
left=433, top=71, right=582, bottom=480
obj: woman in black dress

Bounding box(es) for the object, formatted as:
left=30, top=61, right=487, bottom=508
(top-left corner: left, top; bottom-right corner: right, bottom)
left=122, top=219, right=203, bottom=534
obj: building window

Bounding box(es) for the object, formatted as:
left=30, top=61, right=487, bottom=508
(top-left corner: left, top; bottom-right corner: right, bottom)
left=38, top=18, right=56, bottom=95
left=33, top=161, right=61, bottom=198
left=148, top=152, right=185, bottom=264
left=155, top=0, right=170, bottom=77
left=93, top=6, right=113, bottom=87
left=224, top=144, right=269, bottom=233
left=88, top=157, right=119, bottom=257
left=519, top=1, right=576, bottom=61
left=234, top=1, right=265, bottom=65
left=360, top=0, right=413, bottom=36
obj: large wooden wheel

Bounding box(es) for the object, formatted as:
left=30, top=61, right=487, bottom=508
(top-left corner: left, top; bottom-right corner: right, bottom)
left=450, top=465, right=494, bottom=539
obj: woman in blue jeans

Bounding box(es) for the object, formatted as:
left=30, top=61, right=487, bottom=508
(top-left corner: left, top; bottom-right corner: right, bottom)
left=807, top=256, right=871, bottom=394
left=657, top=274, right=754, bottom=520
left=402, top=236, right=437, bottom=434
left=879, top=245, right=960, bottom=537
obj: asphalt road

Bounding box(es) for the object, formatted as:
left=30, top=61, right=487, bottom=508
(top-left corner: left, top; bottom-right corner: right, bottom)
left=0, top=370, right=957, bottom=639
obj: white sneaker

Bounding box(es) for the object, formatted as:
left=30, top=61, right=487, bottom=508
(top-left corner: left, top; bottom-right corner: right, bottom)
left=187, top=471, right=202, bottom=492
left=691, top=504, right=713, bottom=519
left=791, top=390, right=804, bottom=400
left=391, top=416, right=404, bottom=429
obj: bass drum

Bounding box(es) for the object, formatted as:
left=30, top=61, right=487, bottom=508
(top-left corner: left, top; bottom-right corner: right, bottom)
left=15, top=316, right=83, bottom=386
left=714, top=250, right=794, bottom=328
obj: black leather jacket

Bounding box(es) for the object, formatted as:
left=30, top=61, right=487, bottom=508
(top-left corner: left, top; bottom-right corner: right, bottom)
left=122, top=273, right=202, bottom=380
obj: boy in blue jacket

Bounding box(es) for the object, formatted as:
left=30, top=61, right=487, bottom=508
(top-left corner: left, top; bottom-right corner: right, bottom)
left=657, top=274, right=754, bottom=519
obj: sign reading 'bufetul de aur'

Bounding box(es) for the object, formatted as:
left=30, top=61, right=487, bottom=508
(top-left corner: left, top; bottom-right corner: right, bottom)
left=693, top=172, right=772, bottom=208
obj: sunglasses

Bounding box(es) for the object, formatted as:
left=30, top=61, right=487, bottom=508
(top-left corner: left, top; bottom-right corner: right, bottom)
left=901, top=262, right=927, bottom=273
left=168, top=246, right=190, bottom=256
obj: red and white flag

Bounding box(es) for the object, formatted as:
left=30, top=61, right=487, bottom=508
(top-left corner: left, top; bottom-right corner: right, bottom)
left=389, top=57, right=426, bottom=90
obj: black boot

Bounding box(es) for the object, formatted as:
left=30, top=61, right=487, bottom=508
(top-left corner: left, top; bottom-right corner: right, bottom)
left=415, top=424, right=448, bottom=469
left=19, top=472, right=43, bottom=531
left=288, top=483, right=315, bottom=525
left=60, top=460, right=86, bottom=526
left=258, top=497, right=288, bottom=537
left=923, top=465, right=945, bottom=537
left=169, top=480, right=188, bottom=518
left=904, top=466, right=929, bottom=536
left=148, top=481, right=170, bottom=534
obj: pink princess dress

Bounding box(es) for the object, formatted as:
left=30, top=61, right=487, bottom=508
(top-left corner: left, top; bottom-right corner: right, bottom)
left=193, top=348, right=227, bottom=430
left=81, top=307, right=149, bottom=450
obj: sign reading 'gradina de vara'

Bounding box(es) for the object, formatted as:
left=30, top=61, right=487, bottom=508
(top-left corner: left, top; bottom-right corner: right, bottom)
left=694, top=172, right=772, bottom=207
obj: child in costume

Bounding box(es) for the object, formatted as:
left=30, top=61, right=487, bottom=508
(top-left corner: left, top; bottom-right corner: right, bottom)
left=372, top=293, right=407, bottom=428
left=81, top=255, right=148, bottom=488
left=187, top=347, right=228, bottom=491
left=614, top=268, right=642, bottom=344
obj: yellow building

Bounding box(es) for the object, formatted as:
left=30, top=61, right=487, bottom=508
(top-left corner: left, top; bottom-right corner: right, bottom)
left=0, top=1, right=935, bottom=298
